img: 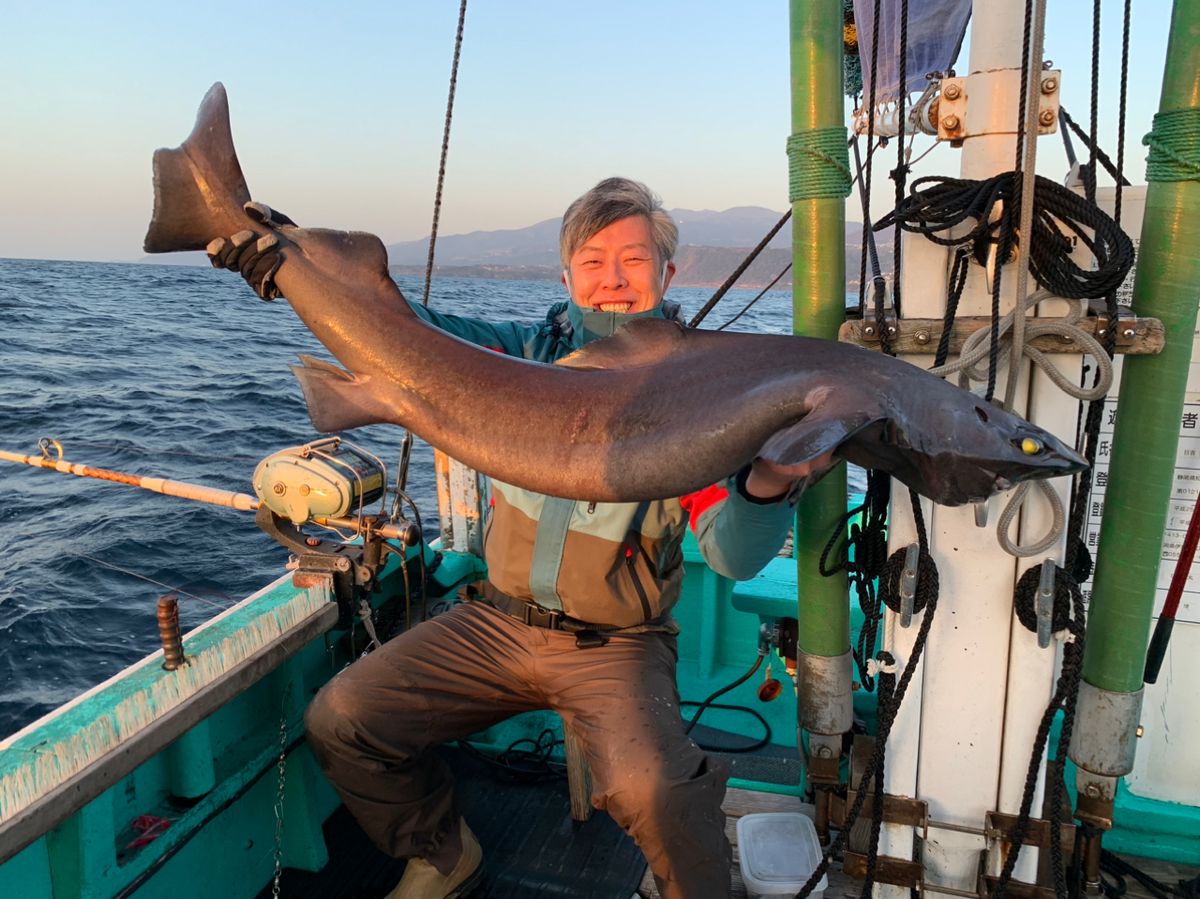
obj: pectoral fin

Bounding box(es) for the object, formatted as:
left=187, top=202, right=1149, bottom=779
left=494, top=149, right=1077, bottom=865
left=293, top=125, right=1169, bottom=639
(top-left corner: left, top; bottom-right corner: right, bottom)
left=757, top=412, right=881, bottom=477
left=289, top=355, right=392, bottom=432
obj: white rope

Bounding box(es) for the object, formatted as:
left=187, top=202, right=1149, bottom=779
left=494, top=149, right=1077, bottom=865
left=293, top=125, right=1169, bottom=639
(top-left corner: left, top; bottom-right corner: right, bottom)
left=929, top=289, right=1111, bottom=557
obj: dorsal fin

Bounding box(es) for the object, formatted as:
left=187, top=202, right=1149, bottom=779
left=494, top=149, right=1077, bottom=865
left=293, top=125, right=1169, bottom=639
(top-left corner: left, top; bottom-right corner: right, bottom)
left=555, top=318, right=688, bottom=371
left=289, top=228, right=394, bottom=282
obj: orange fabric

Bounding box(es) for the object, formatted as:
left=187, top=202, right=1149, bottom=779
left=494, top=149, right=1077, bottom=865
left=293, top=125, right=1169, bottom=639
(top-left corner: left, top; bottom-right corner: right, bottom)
left=679, top=484, right=728, bottom=535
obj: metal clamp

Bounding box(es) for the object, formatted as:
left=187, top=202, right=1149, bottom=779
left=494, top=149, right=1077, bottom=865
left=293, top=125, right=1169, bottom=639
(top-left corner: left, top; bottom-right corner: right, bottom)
left=900, top=542, right=921, bottom=628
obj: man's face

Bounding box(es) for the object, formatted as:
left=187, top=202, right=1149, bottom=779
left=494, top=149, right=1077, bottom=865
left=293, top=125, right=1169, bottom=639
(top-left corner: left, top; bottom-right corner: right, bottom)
left=563, top=215, right=675, bottom=314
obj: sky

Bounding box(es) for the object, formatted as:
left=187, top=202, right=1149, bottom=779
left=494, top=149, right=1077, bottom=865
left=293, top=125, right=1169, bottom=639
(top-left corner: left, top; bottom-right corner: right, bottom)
left=0, top=0, right=1178, bottom=263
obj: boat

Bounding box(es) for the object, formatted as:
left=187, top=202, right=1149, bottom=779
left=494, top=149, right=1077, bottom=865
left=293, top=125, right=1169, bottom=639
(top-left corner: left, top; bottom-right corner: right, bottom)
left=2, top=1, right=1199, bottom=897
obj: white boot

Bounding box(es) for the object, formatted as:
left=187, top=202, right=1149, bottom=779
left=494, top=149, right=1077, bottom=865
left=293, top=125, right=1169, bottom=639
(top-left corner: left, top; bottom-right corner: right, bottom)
left=386, top=818, right=484, bottom=899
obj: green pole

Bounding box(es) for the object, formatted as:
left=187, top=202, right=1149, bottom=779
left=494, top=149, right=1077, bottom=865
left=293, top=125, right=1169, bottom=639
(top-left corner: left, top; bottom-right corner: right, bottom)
left=1083, top=1, right=1200, bottom=693
left=790, top=0, right=850, bottom=658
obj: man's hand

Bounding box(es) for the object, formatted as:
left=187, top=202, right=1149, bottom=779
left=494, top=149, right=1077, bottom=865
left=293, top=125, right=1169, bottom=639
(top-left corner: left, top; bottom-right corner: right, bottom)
left=206, top=201, right=296, bottom=300
left=744, top=452, right=836, bottom=501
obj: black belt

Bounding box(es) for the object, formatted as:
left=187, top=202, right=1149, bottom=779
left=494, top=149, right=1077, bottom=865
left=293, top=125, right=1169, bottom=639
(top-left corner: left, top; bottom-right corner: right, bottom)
left=470, top=585, right=612, bottom=647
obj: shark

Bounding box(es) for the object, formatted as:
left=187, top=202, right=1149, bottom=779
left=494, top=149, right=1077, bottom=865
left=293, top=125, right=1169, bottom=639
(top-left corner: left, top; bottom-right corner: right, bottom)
left=144, top=83, right=1087, bottom=506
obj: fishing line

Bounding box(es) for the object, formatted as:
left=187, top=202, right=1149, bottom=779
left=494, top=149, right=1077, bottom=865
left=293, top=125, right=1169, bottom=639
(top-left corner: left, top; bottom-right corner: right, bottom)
left=73, top=552, right=233, bottom=613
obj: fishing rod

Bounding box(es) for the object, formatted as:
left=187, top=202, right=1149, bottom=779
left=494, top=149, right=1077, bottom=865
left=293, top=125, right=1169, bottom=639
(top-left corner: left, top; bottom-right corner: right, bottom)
left=1, top=437, right=421, bottom=545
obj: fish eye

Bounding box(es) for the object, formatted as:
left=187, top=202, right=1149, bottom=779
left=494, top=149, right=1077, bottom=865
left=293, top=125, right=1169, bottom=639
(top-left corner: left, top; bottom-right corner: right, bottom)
left=1019, top=437, right=1044, bottom=456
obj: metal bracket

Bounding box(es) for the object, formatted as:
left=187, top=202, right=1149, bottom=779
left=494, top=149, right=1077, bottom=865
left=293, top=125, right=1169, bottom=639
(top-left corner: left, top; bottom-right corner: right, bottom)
left=899, top=542, right=920, bottom=627
left=936, top=69, right=1061, bottom=144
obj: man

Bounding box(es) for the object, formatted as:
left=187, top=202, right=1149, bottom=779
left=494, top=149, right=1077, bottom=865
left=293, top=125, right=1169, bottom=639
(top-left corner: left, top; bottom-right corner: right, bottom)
left=210, top=177, right=800, bottom=899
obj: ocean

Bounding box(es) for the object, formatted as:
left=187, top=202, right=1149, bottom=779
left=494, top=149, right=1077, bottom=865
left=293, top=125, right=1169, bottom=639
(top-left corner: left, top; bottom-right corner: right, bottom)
left=0, top=258, right=857, bottom=738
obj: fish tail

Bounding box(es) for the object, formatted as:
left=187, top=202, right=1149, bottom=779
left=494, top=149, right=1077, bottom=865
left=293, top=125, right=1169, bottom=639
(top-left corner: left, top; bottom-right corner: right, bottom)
left=290, top=356, right=395, bottom=433
left=143, top=83, right=253, bottom=253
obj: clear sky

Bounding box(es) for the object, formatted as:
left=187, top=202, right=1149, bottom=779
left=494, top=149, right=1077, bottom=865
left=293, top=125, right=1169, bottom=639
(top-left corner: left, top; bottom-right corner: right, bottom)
left=0, top=1, right=1176, bottom=263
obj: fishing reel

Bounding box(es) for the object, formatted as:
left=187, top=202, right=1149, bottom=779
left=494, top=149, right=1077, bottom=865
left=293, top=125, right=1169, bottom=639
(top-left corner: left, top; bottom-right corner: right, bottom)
left=252, top=437, right=421, bottom=627
left=253, top=436, right=387, bottom=525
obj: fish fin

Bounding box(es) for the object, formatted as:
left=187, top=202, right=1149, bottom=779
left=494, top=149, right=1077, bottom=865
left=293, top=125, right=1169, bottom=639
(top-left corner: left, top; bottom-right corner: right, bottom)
left=757, top=412, right=882, bottom=477
left=287, top=228, right=398, bottom=289
left=144, top=83, right=254, bottom=253
left=556, top=318, right=687, bottom=370
left=289, top=356, right=390, bottom=432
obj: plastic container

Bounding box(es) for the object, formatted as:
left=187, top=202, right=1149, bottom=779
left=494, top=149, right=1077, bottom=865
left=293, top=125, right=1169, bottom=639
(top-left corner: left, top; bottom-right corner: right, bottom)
left=736, top=811, right=827, bottom=899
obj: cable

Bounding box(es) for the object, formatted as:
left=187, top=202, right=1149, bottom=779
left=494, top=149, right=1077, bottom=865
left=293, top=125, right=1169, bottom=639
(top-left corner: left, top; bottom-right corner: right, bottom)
left=683, top=654, right=765, bottom=736
left=680, top=702, right=773, bottom=753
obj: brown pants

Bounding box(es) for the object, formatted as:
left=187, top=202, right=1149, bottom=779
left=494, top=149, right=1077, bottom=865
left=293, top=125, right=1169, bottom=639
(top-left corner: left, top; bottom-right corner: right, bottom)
left=304, top=600, right=731, bottom=899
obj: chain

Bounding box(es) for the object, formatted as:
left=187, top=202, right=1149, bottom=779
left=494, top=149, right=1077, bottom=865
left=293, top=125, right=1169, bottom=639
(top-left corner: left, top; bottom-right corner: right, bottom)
left=271, top=689, right=289, bottom=898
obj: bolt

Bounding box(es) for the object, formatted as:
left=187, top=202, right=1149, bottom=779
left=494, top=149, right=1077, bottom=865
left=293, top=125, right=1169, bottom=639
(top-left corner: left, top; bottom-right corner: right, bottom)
left=815, top=744, right=834, bottom=759
left=299, top=484, right=311, bottom=496
left=863, top=324, right=877, bottom=337
left=272, top=482, right=286, bottom=495
left=1136, top=725, right=1145, bottom=738
left=886, top=324, right=898, bottom=336
left=305, top=536, right=321, bottom=547
left=1085, top=783, right=1102, bottom=798
left=915, top=330, right=931, bottom=345
left=942, top=83, right=962, bottom=101
left=942, top=114, right=961, bottom=131
left=1041, top=76, right=1059, bottom=94
left=335, top=557, right=351, bottom=572
left=1122, top=327, right=1136, bottom=339
left=1039, top=109, right=1057, bottom=127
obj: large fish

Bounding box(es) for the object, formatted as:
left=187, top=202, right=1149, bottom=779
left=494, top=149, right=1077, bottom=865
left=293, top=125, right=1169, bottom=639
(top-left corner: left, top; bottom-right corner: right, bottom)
left=144, top=83, right=1087, bottom=506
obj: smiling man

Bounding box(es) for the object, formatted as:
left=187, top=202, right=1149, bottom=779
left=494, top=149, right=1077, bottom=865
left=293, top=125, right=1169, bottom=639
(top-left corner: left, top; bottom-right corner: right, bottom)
left=211, top=176, right=799, bottom=899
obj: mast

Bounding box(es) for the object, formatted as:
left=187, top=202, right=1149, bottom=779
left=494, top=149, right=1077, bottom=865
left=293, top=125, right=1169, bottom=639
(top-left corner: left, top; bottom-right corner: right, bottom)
left=788, top=0, right=853, bottom=801
left=1071, top=0, right=1200, bottom=833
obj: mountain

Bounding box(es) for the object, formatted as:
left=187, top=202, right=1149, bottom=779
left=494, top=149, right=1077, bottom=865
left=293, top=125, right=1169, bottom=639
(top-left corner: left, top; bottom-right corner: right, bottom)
left=139, top=206, right=893, bottom=288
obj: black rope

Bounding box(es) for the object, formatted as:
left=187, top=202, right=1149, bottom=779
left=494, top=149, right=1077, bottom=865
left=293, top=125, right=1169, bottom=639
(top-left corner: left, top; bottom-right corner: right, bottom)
left=877, top=173, right=1134, bottom=302
left=851, top=137, right=889, bottom=317
left=992, top=565, right=1087, bottom=899
left=1059, top=109, right=1132, bottom=189
left=819, top=469, right=890, bottom=691
left=890, top=0, right=909, bottom=319
left=1088, top=0, right=1102, bottom=207
left=865, top=0, right=892, bottom=354
left=933, top=247, right=971, bottom=369
left=421, top=0, right=468, bottom=307
left=794, top=491, right=939, bottom=899
left=689, top=209, right=793, bottom=328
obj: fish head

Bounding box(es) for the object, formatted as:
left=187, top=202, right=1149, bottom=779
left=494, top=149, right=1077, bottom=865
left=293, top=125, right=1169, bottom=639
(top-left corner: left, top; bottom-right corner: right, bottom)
left=841, top=399, right=1088, bottom=506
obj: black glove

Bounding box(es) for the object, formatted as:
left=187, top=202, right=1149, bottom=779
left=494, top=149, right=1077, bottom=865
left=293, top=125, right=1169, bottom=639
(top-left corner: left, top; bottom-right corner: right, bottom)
left=206, top=201, right=296, bottom=301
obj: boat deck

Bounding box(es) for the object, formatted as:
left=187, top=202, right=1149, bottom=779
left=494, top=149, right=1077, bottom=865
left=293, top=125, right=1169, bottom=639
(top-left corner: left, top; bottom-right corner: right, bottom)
left=636, top=788, right=849, bottom=899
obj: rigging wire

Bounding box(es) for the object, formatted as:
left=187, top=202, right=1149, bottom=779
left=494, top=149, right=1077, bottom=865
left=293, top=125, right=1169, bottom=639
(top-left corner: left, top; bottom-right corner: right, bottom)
left=421, top=0, right=469, bottom=308
left=714, top=264, right=792, bottom=332
left=688, top=209, right=792, bottom=328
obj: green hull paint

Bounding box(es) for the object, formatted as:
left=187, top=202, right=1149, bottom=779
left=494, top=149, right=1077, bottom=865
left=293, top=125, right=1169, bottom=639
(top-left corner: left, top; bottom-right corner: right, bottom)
left=3, top=518, right=1197, bottom=897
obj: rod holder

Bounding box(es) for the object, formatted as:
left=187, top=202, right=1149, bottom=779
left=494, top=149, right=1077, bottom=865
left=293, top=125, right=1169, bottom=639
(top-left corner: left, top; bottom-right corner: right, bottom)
left=157, top=594, right=185, bottom=670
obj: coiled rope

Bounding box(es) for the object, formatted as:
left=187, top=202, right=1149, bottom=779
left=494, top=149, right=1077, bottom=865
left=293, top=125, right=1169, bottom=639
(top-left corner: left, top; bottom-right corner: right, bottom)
left=876, top=173, right=1134, bottom=301
left=786, top=128, right=853, bottom=201
left=1143, top=108, right=1200, bottom=182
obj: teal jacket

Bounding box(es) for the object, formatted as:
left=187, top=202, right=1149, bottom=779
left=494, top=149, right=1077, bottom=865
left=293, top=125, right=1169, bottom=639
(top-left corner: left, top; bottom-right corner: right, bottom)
left=411, top=297, right=795, bottom=630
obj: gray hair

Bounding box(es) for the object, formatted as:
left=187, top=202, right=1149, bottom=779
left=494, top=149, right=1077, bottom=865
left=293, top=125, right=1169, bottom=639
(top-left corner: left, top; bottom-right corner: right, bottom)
left=559, top=177, right=679, bottom=269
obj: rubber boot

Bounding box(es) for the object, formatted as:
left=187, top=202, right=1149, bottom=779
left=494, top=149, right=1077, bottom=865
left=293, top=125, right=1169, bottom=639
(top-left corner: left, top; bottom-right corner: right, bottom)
left=385, top=819, right=484, bottom=899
